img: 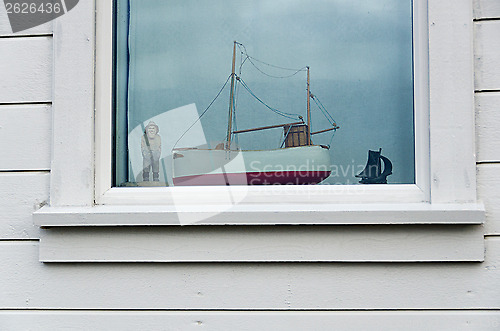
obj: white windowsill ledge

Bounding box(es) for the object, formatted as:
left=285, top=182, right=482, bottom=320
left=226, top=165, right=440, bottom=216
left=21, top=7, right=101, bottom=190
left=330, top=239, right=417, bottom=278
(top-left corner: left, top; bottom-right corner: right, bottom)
left=34, top=202, right=485, bottom=226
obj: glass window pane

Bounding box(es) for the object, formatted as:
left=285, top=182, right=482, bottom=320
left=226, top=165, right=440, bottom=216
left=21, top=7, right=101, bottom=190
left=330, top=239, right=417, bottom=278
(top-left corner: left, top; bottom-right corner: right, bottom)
left=114, top=0, right=414, bottom=187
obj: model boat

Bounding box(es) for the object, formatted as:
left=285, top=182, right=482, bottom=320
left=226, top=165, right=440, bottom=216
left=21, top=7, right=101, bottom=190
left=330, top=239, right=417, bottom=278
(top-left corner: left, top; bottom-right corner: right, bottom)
left=356, top=148, right=393, bottom=184
left=172, top=42, right=339, bottom=186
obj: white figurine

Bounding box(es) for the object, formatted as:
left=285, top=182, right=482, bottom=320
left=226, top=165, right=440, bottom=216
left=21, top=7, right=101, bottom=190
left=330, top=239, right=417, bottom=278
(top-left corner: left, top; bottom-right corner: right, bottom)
left=141, top=121, right=161, bottom=181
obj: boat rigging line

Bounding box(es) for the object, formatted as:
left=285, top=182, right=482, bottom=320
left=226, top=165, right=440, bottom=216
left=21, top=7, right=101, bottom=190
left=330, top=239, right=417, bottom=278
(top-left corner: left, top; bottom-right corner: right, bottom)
left=237, top=42, right=307, bottom=79
left=236, top=43, right=338, bottom=129
left=172, top=74, right=232, bottom=151
left=173, top=41, right=339, bottom=150
left=238, top=77, right=303, bottom=121
left=311, top=93, right=339, bottom=129
left=309, top=94, right=339, bottom=148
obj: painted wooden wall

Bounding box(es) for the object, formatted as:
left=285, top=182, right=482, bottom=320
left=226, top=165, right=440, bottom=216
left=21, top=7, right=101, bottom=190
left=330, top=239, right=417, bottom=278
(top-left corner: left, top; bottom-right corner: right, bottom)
left=1, top=1, right=500, bottom=329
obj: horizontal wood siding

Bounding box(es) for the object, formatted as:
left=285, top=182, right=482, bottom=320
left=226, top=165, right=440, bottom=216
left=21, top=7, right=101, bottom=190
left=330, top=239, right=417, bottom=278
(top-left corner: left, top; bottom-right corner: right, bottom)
left=474, top=0, right=500, bottom=19
left=0, top=12, right=52, bottom=242
left=475, top=93, right=500, bottom=162
left=0, top=105, right=51, bottom=170
left=0, top=37, right=52, bottom=103
left=1, top=239, right=500, bottom=309
left=0, top=172, right=49, bottom=239
left=0, top=0, right=53, bottom=255
left=1, top=311, right=500, bottom=331
left=477, top=164, right=500, bottom=234
left=475, top=22, right=500, bottom=91
left=474, top=3, right=500, bottom=238
left=0, top=8, right=52, bottom=36
left=0, top=1, right=498, bottom=328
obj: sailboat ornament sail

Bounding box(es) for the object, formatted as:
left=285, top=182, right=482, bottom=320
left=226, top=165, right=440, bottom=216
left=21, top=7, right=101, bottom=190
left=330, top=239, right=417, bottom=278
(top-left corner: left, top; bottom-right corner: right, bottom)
left=172, top=41, right=340, bottom=186
left=356, top=148, right=393, bottom=184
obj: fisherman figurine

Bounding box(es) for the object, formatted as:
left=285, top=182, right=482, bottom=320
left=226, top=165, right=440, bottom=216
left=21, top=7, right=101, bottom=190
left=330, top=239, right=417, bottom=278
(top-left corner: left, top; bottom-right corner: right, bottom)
left=356, top=148, right=392, bottom=184
left=141, top=121, right=161, bottom=181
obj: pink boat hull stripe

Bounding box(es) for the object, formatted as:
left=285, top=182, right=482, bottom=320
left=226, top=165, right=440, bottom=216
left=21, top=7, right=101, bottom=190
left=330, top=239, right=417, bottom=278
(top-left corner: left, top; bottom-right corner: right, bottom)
left=173, top=171, right=331, bottom=186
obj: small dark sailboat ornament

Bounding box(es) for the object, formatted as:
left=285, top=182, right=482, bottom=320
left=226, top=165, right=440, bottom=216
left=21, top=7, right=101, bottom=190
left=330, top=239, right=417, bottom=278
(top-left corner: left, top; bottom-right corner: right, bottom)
left=356, top=148, right=393, bottom=184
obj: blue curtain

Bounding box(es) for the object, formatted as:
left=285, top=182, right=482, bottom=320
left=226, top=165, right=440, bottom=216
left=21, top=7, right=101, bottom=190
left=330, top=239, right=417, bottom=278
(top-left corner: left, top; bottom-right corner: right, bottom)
left=115, top=0, right=415, bottom=185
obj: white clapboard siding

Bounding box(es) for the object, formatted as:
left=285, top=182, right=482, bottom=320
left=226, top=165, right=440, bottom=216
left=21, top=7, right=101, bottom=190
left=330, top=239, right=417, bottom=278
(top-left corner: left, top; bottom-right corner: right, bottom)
left=0, top=105, right=51, bottom=170
left=0, top=172, right=49, bottom=239
left=475, top=21, right=500, bottom=91
left=1, top=311, right=500, bottom=331
left=0, top=9, right=52, bottom=36
left=474, top=0, right=500, bottom=19
left=1, top=239, right=499, bottom=309
left=0, top=36, right=52, bottom=103
left=477, top=163, right=500, bottom=235
left=38, top=225, right=484, bottom=262
left=476, top=93, right=500, bottom=162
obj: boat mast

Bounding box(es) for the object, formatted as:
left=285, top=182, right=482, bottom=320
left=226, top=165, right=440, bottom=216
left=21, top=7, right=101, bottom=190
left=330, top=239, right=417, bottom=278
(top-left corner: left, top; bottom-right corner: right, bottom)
left=306, top=66, right=311, bottom=145
left=226, top=41, right=237, bottom=150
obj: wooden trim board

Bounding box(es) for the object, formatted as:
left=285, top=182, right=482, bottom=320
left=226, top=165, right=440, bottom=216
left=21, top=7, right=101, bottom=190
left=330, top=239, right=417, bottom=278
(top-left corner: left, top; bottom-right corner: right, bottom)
left=38, top=225, right=485, bottom=262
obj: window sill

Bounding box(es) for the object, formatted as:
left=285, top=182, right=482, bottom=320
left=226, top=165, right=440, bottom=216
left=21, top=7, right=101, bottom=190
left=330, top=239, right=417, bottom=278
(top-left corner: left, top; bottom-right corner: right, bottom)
left=34, top=202, right=485, bottom=263
left=34, top=202, right=485, bottom=226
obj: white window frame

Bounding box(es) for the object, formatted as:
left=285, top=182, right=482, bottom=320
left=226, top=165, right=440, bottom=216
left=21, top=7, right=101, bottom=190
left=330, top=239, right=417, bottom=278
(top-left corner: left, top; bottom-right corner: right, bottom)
left=98, top=0, right=429, bottom=206
left=35, top=0, right=484, bottom=234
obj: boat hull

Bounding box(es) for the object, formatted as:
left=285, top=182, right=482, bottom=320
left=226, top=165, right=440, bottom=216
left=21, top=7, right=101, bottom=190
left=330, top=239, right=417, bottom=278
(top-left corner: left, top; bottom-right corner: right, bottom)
left=172, top=145, right=331, bottom=186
